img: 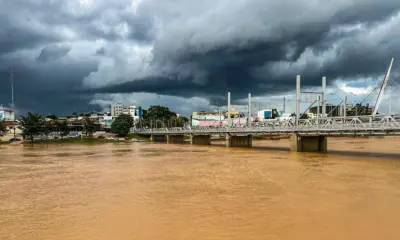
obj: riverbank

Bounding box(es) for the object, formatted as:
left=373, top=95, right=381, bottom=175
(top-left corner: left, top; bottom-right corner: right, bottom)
left=21, top=138, right=118, bottom=145
left=0, top=133, right=152, bottom=145
left=127, top=133, right=151, bottom=141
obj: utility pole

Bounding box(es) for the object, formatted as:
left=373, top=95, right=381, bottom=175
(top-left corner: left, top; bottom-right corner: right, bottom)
left=343, top=96, right=347, bottom=121
left=389, top=85, right=392, bottom=116
left=10, top=68, right=14, bottom=109
left=322, top=76, right=326, bottom=120
left=248, top=93, right=252, bottom=126
left=355, top=103, right=358, bottom=117
left=227, top=92, right=231, bottom=127
left=317, top=95, right=320, bottom=124
left=283, top=97, right=286, bottom=113
left=296, top=75, right=301, bottom=125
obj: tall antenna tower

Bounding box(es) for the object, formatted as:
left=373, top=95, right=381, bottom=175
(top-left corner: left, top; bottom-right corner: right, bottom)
left=283, top=97, right=286, bottom=113
left=10, top=68, right=14, bottom=109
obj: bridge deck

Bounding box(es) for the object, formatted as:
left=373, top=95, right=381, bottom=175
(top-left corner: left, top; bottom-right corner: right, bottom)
left=135, top=116, right=400, bottom=137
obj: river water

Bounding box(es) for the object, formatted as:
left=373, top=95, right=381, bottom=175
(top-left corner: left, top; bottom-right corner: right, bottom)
left=1, top=138, right=400, bottom=240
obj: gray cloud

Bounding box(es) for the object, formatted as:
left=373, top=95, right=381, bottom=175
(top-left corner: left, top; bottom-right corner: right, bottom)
left=0, top=53, right=99, bottom=116
left=1, top=0, right=400, bottom=116
left=36, top=44, right=72, bottom=62
left=95, top=47, right=105, bottom=55
left=89, top=0, right=400, bottom=98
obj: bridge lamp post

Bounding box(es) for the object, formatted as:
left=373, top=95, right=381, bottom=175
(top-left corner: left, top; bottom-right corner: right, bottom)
left=322, top=76, right=326, bottom=121
left=296, top=75, right=300, bottom=126
left=227, top=92, right=231, bottom=128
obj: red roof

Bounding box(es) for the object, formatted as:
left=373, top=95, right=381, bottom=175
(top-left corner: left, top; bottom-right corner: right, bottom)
left=3, top=121, right=19, bottom=126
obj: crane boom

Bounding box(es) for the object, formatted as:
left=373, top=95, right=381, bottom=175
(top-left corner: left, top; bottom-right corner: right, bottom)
left=372, top=57, right=394, bottom=117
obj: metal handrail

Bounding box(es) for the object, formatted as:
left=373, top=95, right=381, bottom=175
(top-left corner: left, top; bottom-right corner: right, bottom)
left=136, top=116, right=400, bottom=135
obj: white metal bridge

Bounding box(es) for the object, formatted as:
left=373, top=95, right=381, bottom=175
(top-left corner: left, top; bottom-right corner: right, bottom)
left=135, top=115, right=400, bottom=136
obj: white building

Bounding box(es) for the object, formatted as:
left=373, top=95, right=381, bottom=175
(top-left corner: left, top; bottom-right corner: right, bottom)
left=110, top=104, right=143, bottom=121
left=111, top=104, right=124, bottom=117
left=0, top=106, right=16, bottom=121
left=127, top=106, right=141, bottom=121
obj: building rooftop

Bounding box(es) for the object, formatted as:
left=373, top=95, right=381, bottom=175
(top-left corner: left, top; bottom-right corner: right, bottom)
left=0, top=106, right=14, bottom=111
left=3, top=121, right=19, bottom=126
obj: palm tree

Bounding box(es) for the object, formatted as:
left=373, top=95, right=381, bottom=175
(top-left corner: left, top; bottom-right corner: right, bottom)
left=20, top=113, right=44, bottom=142
left=83, top=117, right=96, bottom=138
left=0, top=120, right=7, bottom=136
left=57, top=120, right=70, bottom=140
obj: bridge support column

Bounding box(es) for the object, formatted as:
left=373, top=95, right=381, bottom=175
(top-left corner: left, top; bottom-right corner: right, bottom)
left=150, top=135, right=166, bottom=142
left=190, top=135, right=211, bottom=145
left=290, top=134, right=327, bottom=152
left=167, top=135, right=185, bottom=144
left=226, top=134, right=253, bottom=147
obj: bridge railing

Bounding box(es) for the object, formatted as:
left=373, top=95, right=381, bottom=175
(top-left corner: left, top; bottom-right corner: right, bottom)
left=135, top=116, right=400, bottom=134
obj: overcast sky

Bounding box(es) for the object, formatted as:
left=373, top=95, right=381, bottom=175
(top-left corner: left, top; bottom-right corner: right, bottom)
left=0, top=0, right=399, bottom=116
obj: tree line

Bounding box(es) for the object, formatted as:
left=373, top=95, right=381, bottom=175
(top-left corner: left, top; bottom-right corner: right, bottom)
left=11, top=105, right=188, bottom=142
left=18, top=113, right=97, bottom=142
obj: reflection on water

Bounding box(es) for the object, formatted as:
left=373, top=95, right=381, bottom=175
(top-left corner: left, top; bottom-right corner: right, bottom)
left=1, top=138, right=400, bottom=240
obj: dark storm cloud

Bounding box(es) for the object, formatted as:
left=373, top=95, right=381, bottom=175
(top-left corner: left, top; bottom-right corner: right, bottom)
left=125, top=15, right=156, bottom=43
left=0, top=18, right=58, bottom=55
left=0, top=0, right=154, bottom=54
left=36, top=44, right=72, bottom=62
left=0, top=1, right=67, bottom=55
left=1, top=0, right=400, bottom=115
left=89, top=0, right=400, bottom=104
left=0, top=57, right=99, bottom=116
left=0, top=0, right=155, bottom=114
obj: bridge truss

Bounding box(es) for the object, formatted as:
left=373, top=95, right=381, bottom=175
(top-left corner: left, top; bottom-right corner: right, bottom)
left=135, top=115, right=400, bottom=136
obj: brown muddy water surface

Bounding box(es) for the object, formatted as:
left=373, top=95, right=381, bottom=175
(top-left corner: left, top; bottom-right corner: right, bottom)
left=1, top=137, right=400, bottom=240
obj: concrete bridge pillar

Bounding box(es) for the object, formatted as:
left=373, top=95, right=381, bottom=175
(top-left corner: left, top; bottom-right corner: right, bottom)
left=190, top=135, right=211, bottom=145
left=167, top=135, right=185, bottom=144
left=290, top=134, right=327, bottom=152
left=150, top=135, right=166, bottom=142
left=226, top=134, right=253, bottom=147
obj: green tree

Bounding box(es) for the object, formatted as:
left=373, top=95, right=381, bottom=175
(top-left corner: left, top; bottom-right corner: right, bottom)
left=168, top=116, right=188, bottom=127
left=57, top=120, right=70, bottom=140
left=20, top=113, right=44, bottom=142
left=111, top=114, right=134, bottom=137
left=146, top=106, right=176, bottom=121
left=142, top=109, right=148, bottom=118
left=143, top=105, right=177, bottom=128
left=83, top=117, right=96, bottom=138
left=179, top=116, right=189, bottom=124
left=300, top=113, right=309, bottom=119
left=0, top=120, right=6, bottom=135
left=42, top=121, right=53, bottom=139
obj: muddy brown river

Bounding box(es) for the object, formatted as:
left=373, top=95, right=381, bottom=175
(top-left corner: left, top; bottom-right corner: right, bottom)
left=1, top=137, right=400, bottom=240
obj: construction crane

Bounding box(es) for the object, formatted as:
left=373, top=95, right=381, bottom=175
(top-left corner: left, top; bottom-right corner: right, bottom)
left=372, top=57, right=394, bottom=117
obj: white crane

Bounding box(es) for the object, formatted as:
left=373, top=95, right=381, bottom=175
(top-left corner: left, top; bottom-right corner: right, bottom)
left=372, top=57, right=394, bottom=117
